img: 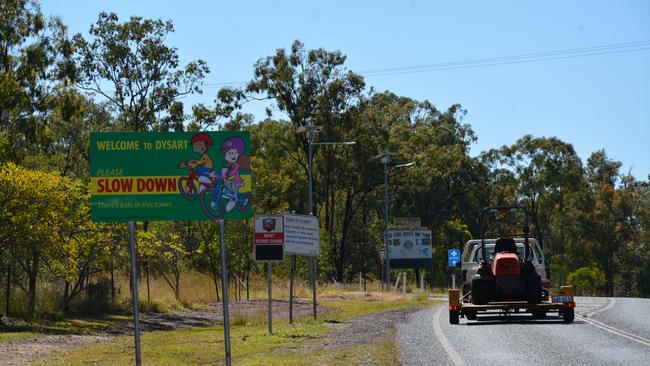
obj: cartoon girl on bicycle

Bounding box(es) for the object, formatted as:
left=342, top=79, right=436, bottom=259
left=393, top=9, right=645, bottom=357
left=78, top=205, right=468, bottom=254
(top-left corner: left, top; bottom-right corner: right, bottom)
left=219, top=136, right=251, bottom=212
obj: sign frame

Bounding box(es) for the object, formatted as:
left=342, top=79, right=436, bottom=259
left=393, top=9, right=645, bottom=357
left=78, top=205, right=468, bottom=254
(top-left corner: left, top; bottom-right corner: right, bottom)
left=386, top=229, right=433, bottom=269
left=283, top=213, right=320, bottom=257
left=254, top=215, right=284, bottom=262
left=90, top=131, right=252, bottom=222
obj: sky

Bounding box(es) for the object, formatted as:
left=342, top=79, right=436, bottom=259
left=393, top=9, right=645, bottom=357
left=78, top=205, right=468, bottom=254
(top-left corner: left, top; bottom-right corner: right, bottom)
left=40, top=0, right=650, bottom=179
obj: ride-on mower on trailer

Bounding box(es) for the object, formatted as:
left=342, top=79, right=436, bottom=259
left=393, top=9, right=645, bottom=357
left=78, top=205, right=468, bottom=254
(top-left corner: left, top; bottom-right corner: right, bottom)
left=448, top=205, right=575, bottom=324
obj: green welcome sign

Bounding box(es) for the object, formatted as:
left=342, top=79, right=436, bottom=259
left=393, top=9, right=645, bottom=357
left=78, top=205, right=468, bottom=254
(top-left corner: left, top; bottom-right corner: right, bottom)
left=90, top=131, right=252, bottom=222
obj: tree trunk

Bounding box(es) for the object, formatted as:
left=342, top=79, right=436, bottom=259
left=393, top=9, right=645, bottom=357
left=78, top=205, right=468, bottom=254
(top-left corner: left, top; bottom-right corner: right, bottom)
left=27, top=247, right=40, bottom=320
left=146, top=266, right=151, bottom=303
left=174, top=269, right=180, bottom=301
left=246, top=260, right=250, bottom=301
left=110, top=258, right=115, bottom=302
left=607, top=253, right=614, bottom=297
left=208, top=255, right=220, bottom=303
left=5, top=261, right=11, bottom=316
left=62, top=281, right=70, bottom=312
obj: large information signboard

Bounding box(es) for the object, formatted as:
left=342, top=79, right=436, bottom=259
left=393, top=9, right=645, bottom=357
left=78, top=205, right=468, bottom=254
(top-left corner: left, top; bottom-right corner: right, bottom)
left=387, top=230, right=433, bottom=269
left=90, top=131, right=252, bottom=222
left=284, top=214, right=320, bottom=256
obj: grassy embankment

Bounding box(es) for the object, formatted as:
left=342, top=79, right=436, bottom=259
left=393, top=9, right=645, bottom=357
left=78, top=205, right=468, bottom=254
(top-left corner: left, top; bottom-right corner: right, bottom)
left=32, top=278, right=438, bottom=365
left=1, top=271, right=441, bottom=365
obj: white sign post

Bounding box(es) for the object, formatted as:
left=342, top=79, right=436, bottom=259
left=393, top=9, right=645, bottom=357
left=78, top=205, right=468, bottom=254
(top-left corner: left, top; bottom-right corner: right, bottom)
left=253, top=215, right=285, bottom=335
left=283, top=213, right=320, bottom=319
left=283, top=214, right=320, bottom=256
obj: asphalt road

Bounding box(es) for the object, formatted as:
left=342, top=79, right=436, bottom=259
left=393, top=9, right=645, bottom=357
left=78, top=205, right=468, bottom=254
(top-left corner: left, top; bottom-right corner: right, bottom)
left=397, top=296, right=650, bottom=366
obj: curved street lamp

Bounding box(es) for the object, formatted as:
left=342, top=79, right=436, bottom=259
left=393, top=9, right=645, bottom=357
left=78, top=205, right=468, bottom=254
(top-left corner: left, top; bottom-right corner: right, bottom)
left=296, top=125, right=355, bottom=318
left=374, top=152, right=416, bottom=288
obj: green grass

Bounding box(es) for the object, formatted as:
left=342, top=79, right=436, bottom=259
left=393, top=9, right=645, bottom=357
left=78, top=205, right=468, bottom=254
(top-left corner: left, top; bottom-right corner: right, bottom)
left=238, top=334, right=400, bottom=366
left=31, top=292, right=435, bottom=366
left=0, top=331, right=43, bottom=343
left=320, top=294, right=432, bottom=319
left=0, top=313, right=134, bottom=343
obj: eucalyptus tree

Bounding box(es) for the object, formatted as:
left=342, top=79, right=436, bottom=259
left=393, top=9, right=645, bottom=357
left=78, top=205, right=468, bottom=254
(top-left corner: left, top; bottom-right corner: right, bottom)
left=484, top=136, right=584, bottom=252
left=583, top=150, right=637, bottom=296
left=0, top=0, right=74, bottom=161
left=73, top=12, right=209, bottom=132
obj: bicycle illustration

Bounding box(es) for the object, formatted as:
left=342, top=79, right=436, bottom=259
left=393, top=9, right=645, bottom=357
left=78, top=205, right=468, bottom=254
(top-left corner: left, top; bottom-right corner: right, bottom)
left=177, top=166, right=252, bottom=220
left=178, top=165, right=199, bottom=201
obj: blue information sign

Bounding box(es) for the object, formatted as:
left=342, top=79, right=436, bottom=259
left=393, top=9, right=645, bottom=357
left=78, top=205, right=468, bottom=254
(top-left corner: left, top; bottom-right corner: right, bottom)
left=448, top=249, right=461, bottom=267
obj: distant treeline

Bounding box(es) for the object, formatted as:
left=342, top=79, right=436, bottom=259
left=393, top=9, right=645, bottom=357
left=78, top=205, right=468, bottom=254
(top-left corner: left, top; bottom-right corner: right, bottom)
left=1, top=0, right=648, bottom=320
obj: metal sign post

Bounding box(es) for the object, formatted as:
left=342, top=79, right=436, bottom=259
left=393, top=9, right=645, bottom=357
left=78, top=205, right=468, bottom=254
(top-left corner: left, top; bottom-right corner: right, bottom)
left=312, top=258, right=317, bottom=319
left=127, top=221, right=142, bottom=366
left=253, top=215, right=284, bottom=332
left=452, top=271, right=456, bottom=290
left=289, top=254, right=295, bottom=323
left=90, top=131, right=253, bottom=366
left=219, top=219, right=232, bottom=366
left=283, top=213, right=320, bottom=319
left=267, top=260, right=273, bottom=334
left=448, top=249, right=461, bottom=290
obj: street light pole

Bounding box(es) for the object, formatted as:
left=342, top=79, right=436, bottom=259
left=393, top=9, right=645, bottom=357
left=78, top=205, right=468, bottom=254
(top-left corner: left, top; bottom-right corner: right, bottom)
left=383, top=157, right=390, bottom=287
left=306, top=127, right=316, bottom=319
left=375, top=152, right=394, bottom=288
left=297, top=126, right=355, bottom=318
left=374, top=153, right=415, bottom=289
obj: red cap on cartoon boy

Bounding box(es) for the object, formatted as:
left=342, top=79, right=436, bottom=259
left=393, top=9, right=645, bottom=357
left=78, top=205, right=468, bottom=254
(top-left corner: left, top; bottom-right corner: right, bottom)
left=191, top=133, right=212, bottom=148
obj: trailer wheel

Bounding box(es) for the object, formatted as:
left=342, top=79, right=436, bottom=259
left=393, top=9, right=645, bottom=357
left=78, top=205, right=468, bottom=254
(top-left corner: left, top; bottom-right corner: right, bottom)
left=450, top=310, right=460, bottom=324
left=562, top=308, right=574, bottom=323
left=471, top=276, right=487, bottom=305
left=465, top=310, right=477, bottom=320
left=526, top=274, right=542, bottom=304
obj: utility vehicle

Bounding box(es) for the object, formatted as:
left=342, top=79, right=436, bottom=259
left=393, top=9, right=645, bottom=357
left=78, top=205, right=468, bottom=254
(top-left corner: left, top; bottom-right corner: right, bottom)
left=448, top=206, right=575, bottom=324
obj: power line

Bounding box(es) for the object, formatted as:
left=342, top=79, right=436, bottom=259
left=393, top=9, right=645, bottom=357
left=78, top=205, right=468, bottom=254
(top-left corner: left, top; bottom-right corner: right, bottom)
left=198, top=40, right=650, bottom=89
left=363, top=46, right=650, bottom=77
left=359, top=40, right=650, bottom=75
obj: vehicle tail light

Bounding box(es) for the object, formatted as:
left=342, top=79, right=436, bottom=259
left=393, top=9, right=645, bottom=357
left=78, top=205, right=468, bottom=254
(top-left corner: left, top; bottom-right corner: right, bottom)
left=565, top=302, right=576, bottom=308
left=449, top=305, right=461, bottom=311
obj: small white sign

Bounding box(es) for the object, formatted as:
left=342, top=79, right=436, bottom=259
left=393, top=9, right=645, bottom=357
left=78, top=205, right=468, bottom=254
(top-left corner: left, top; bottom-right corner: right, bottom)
left=284, top=213, right=320, bottom=256
left=387, top=230, right=432, bottom=260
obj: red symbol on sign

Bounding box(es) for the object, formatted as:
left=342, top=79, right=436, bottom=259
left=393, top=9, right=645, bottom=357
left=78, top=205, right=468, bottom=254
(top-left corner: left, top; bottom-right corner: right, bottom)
left=263, top=218, right=276, bottom=231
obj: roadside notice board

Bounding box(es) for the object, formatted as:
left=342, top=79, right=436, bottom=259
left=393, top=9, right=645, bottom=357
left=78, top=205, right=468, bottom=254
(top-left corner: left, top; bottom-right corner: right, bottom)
left=254, top=215, right=284, bottom=261
left=284, top=214, right=320, bottom=256
left=387, top=230, right=433, bottom=269
left=90, top=131, right=252, bottom=222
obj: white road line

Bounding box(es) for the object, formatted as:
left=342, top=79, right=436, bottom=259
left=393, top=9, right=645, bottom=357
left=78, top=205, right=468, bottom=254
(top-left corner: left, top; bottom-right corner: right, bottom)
left=433, top=307, right=465, bottom=366
left=582, top=317, right=650, bottom=348
left=586, top=298, right=617, bottom=317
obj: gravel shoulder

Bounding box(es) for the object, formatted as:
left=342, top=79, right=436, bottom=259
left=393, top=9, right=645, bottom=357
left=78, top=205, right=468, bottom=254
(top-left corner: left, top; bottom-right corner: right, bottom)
left=0, top=299, right=323, bottom=366
left=305, top=307, right=422, bottom=352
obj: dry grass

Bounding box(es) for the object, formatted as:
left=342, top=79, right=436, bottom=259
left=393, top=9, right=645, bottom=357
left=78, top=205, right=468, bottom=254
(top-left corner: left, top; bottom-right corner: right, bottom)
left=111, top=270, right=444, bottom=314
left=118, top=271, right=317, bottom=309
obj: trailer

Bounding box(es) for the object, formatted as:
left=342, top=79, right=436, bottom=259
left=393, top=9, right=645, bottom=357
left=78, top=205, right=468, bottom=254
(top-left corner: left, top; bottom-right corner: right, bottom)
left=448, top=285, right=576, bottom=324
